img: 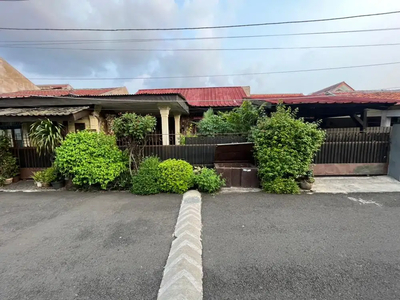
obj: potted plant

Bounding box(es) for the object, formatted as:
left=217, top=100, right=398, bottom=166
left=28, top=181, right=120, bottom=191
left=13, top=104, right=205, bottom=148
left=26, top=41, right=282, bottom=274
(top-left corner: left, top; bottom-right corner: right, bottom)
left=42, top=167, right=57, bottom=188
left=299, top=170, right=315, bottom=190
left=0, top=135, right=19, bottom=185
left=32, top=170, right=45, bottom=187
left=1, top=154, right=19, bottom=185
left=49, top=167, right=65, bottom=189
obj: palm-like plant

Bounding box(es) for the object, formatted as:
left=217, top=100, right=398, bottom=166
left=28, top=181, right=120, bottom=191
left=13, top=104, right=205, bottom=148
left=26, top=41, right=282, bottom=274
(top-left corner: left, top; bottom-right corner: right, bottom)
left=29, top=119, right=64, bottom=155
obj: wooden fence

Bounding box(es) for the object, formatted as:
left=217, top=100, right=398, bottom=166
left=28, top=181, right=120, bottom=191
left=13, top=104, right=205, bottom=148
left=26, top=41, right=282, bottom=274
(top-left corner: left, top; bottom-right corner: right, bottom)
left=315, top=127, right=391, bottom=164
left=10, top=127, right=392, bottom=170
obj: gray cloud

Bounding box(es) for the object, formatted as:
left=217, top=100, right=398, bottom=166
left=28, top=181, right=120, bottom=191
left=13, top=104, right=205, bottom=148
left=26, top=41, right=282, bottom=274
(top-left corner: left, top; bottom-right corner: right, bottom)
left=1, top=0, right=400, bottom=95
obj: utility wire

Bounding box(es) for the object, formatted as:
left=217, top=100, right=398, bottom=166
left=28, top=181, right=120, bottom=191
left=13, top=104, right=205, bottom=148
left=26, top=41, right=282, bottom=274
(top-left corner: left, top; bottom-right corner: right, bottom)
left=2, top=27, right=400, bottom=45
left=22, top=61, right=400, bottom=81
left=3, top=42, right=400, bottom=51
left=1, top=10, right=399, bottom=31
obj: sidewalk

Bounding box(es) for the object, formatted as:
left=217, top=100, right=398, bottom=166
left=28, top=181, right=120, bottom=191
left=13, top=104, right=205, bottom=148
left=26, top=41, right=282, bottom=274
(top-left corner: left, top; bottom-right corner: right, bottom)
left=313, top=176, right=400, bottom=193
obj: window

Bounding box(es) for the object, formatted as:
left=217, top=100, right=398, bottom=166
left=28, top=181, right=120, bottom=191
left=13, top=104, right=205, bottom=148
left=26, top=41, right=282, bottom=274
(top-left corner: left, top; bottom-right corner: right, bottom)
left=75, top=123, right=86, bottom=132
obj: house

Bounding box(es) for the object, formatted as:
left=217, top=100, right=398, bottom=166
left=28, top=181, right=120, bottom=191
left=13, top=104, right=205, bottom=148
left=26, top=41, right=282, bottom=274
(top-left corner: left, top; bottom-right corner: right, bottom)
left=0, top=57, right=39, bottom=93
left=312, top=81, right=355, bottom=95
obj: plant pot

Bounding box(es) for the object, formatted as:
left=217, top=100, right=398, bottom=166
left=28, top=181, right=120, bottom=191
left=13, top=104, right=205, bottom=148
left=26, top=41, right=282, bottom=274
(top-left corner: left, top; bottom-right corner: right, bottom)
left=36, top=181, right=43, bottom=188
left=51, top=180, right=65, bottom=189
left=42, top=182, right=50, bottom=188
left=13, top=175, right=20, bottom=183
left=4, top=178, right=13, bottom=185
left=299, top=180, right=313, bottom=190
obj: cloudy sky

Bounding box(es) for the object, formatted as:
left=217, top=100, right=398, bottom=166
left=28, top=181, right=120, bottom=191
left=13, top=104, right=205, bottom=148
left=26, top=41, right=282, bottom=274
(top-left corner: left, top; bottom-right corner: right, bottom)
left=0, top=0, right=400, bottom=94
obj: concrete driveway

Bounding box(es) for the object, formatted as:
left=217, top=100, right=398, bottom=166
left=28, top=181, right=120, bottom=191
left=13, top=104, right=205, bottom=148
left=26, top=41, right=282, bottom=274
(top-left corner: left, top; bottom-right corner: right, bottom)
left=203, top=192, right=400, bottom=300
left=0, top=192, right=181, bottom=300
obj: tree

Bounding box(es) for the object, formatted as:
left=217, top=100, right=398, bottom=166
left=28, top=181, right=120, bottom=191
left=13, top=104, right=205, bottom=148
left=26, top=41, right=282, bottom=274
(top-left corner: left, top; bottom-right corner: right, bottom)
left=29, top=119, right=63, bottom=155
left=112, top=113, right=156, bottom=173
left=197, top=101, right=262, bottom=136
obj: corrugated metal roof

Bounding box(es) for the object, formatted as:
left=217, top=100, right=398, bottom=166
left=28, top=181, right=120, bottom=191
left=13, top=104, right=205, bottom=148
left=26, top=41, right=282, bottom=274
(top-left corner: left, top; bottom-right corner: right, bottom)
left=136, top=87, right=247, bottom=107
left=0, top=106, right=89, bottom=117
left=0, top=88, right=123, bottom=98
left=249, top=94, right=304, bottom=98
left=252, top=95, right=399, bottom=104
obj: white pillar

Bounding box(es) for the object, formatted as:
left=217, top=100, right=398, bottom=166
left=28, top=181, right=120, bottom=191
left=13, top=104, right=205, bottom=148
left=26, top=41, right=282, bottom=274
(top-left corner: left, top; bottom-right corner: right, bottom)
left=159, top=106, right=171, bottom=145
left=381, top=111, right=391, bottom=127
left=174, top=114, right=181, bottom=145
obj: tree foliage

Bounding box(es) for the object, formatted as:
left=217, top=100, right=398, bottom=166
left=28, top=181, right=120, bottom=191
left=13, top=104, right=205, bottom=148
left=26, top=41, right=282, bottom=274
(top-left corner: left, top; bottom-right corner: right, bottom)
left=197, top=101, right=262, bottom=136
left=55, top=131, right=127, bottom=189
left=112, top=113, right=156, bottom=173
left=252, top=105, right=325, bottom=194
left=29, top=119, right=63, bottom=155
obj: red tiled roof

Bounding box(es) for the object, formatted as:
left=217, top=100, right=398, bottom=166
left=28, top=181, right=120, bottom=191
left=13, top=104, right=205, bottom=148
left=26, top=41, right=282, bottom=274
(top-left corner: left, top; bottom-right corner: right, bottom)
left=0, top=87, right=119, bottom=98
left=136, top=87, right=247, bottom=107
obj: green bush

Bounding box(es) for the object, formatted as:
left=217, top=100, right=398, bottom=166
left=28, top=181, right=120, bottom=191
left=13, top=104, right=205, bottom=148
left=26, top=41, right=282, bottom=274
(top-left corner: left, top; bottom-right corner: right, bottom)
left=108, top=170, right=132, bottom=190
left=158, top=159, right=194, bottom=194
left=252, top=105, right=325, bottom=194
left=131, top=156, right=161, bottom=195
left=263, top=178, right=300, bottom=194
left=55, top=131, right=127, bottom=189
left=194, top=167, right=225, bottom=193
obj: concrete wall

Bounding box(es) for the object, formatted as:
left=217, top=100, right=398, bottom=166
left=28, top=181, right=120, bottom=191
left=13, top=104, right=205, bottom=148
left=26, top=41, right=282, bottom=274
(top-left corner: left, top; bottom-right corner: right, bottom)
left=67, top=115, right=100, bottom=133
left=0, top=58, right=39, bottom=93
left=314, top=163, right=388, bottom=176
left=388, top=124, right=400, bottom=181
left=103, top=86, right=128, bottom=95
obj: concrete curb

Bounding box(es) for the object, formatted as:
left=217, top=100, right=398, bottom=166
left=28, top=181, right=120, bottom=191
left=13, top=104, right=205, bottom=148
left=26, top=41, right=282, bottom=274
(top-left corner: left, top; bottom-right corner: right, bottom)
left=158, top=190, right=203, bottom=300
left=0, top=189, right=59, bottom=193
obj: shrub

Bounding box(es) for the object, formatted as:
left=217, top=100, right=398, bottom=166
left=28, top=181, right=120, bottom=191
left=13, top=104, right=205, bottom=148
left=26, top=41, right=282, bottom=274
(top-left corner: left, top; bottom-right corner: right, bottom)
left=108, top=170, right=132, bottom=190
left=158, top=159, right=194, bottom=194
left=194, top=167, right=225, bottom=193
left=55, top=131, right=127, bottom=189
left=131, top=156, right=161, bottom=195
left=252, top=105, right=325, bottom=194
left=263, top=178, right=300, bottom=194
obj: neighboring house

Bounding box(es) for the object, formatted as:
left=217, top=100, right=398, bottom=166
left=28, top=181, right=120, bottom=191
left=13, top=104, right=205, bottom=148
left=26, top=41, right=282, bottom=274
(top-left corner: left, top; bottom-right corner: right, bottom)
left=0, top=57, right=39, bottom=93
left=312, top=81, right=355, bottom=95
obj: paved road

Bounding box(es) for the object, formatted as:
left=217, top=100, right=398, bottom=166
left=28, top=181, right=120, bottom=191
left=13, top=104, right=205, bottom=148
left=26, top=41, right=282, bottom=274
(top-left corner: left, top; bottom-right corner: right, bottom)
left=203, top=192, right=400, bottom=300
left=0, top=192, right=181, bottom=300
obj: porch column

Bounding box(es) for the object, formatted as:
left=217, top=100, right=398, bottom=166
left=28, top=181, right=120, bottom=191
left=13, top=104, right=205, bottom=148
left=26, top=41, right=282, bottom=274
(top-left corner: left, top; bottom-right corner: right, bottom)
left=380, top=111, right=391, bottom=127
left=174, top=114, right=181, bottom=145
left=159, top=106, right=171, bottom=145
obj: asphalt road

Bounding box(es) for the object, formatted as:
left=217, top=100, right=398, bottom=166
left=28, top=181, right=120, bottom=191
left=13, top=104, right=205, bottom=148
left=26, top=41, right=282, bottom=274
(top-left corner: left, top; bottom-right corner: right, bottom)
left=203, top=192, right=400, bottom=300
left=0, top=192, right=181, bottom=300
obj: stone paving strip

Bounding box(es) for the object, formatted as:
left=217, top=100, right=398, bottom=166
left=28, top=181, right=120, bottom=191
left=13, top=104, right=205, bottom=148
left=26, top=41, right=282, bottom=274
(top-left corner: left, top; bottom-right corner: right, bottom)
left=157, top=190, right=203, bottom=300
